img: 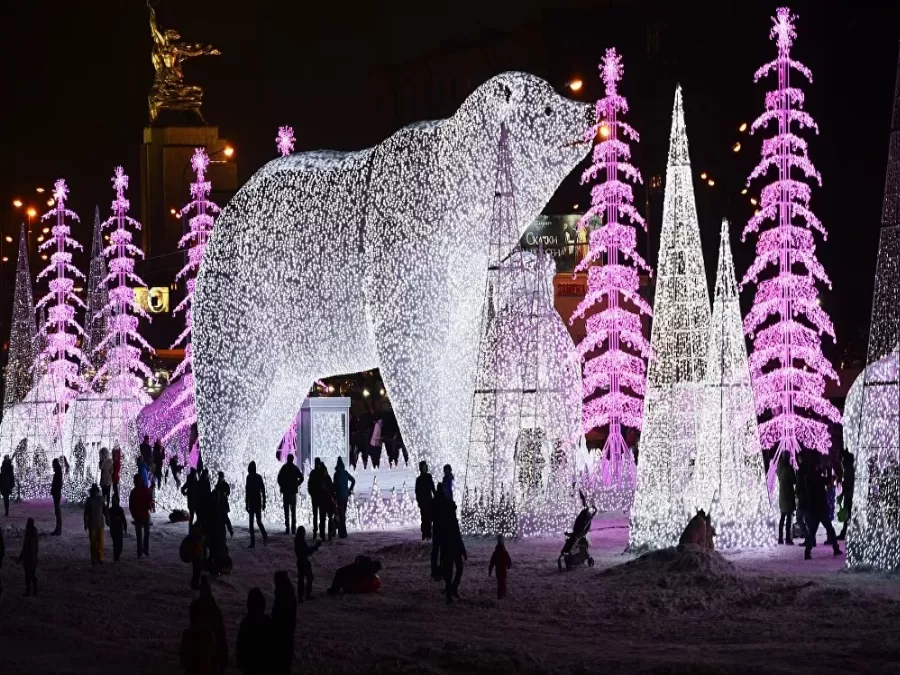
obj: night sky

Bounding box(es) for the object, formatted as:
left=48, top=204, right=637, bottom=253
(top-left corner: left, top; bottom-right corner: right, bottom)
left=1, top=0, right=898, bottom=363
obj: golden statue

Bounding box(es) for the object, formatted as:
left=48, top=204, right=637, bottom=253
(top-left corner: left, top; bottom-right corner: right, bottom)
left=147, top=0, right=220, bottom=124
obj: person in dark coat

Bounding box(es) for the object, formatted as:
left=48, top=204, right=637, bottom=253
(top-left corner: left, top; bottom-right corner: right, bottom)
left=440, top=501, right=467, bottom=603
left=795, top=451, right=811, bottom=541
left=327, top=555, right=382, bottom=594
left=0, top=455, right=14, bottom=516
left=415, top=461, right=436, bottom=540
left=276, top=454, right=303, bottom=535
left=838, top=450, right=856, bottom=540
left=294, top=526, right=321, bottom=602
left=129, top=473, right=153, bottom=557
left=18, top=517, right=38, bottom=596
left=169, top=454, right=183, bottom=489
left=307, top=458, right=322, bottom=537
left=488, top=534, right=512, bottom=599
left=236, top=587, right=272, bottom=675
left=108, top=493, right=128, bottom=562
left=430, top=488, right=447, bottom=580
left=50, top=458, right=63, bottom=535
left=441, top=464, right=454, bottom=503
left=245, top=462, right=268, bottom=548
left=804, top=454, right=841, bottom=560
left=191, top=576, right=228, bottom=673
left=318, top=467, right=335, bottom=540
left=182, top=468, right=199, bottom=527
left=776, top=452, right=796, bottom=545
left=333, top=458, right=355, bottom=539
left=180, top=601, right=218, bottom=675
left=152, top=440, right=165, bottom=491
left=271, top=571, right=297, bottom=674
left=215, top=471, right=234, bottom=538
left=139, top=435, right=152, bottom=466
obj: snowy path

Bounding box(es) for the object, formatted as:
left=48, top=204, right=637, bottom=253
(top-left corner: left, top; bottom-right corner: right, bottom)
left=0, top=501, right=898, bottom=674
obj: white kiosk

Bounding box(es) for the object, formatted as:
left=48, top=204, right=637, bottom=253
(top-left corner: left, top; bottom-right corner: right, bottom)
left=299, top=397, right=350, bottom=470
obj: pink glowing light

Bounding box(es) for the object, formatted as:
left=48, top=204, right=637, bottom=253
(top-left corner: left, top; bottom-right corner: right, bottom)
left=276, top=125, right=295, bottom=157
left=741, top=7, right=840, bottom=486
left=570, top=48, right=652, bottom=487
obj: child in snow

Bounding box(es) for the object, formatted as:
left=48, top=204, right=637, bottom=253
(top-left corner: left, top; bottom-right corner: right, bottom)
left=184, top=524, right=206, bottom=590
left=108, top=494, right=128, bottom=562
left=294, top=526, right=321, bottom=602
left=18, top=517, right=38, bottom=596
left=488, top=534, right=512, bottom=599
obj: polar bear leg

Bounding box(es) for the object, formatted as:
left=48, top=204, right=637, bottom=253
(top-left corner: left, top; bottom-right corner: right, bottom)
left=245, top=368, right=312, bottom=473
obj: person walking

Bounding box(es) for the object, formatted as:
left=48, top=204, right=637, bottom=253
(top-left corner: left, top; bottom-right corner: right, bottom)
left=333, top=458, right=355, bottom=539
left=151, top=440, right=165, bottom=491
left=0, top=454, right=14, bottom=517
left=139, top=434, right=152, bottom=466
left=215, top=471, right=234, bottom=538
left=804, top=454, right=841, bottom=560
left=294, top=526, right=321, bottom=602
left=137, top=454, right=150, bottom=490
left=182, top=468, right=199, bottom=526
left=369, top=417, right=383, bottom=469
left=307, top=458, right=322, bottom=538
left=277, top=454, right=303, bottom=535
left=111, top=445, right=122, bottom=501
left=271, top=571, right=297, bottom=675
left=236, top=588, right=272, bottom=675
left=129, top=473, right=152, bottom=558
left=99, top=448, right=113, bottom=508
left=108, top=493, right=128, bottom=562
left=50, top=458, right=63, bottom=536
left=169, top=453, right=184, bottom=489
left=191, top=577, right=228, bottom=673
left=245, top=462, right=268, bottom=548
left=18, top=517, right=38, bottom=596
left=180, top=601, right=218, bottom=675
left=838, top=450, right=856, bottom=540
left=83, top=484, right=108, bottom=566
left=415, top=461, right=436, bottom=540
left=776, top=452, right=796, bottom=545
left=441, top=501, right=466, bottom=603
left=488, top=534, right=512, bottom=599
left=441, top=464, right=455, bottom=503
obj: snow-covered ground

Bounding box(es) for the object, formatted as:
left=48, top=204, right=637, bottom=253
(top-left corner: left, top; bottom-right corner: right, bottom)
left=0, top=501, right=898, bottom=674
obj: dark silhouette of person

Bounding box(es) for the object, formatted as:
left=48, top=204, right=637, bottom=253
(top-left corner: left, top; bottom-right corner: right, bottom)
left=129, top=473, right=152, bottom=557
left=191, top=576, right=228, bottom=672
left=50, top=458, right=63, bottom=535
left=488, top=534, right=512, bottom=599
left=415, top=461, right=436, bottom=540
left=441, top=501, right=467, bottom=603
left=318, top=464, right=335, bottom=540
left=245, top=462, right=268, bottom=548
left=307, top=458, right=322, bottom=537
left=215, top=471, right=234, bottom=537
left=182, top=468, right=199, bottom=527
left=327, top=555, right=382, bottom=595
left=804, top=453, right=841, bottom=560
left=180, top=600, right=218, bottom=675
left=333, top=458, right=355, bottom=539
left=271, top=571, right=297, bottom=674
left=152, top=440, right=165, bottom=490
left=430, top=488, right=446, bottom=580
left=776, top=452, right=796, bottom=545
left=277, top=454, right=303, bottom=535
left=236, top=587, right=272, bottom=675
left=18, top=517, right=38, bottom=596
left=838, top=450, right=856, bottom=540
left=169, top=453, right=183, bottom=488
left=294, top=526, right=320, bottom=602
left=139, top=435, right=152, bottom=466
left=0, top=454, right=14, bottom=516
left=185, top=523, right=206, bottom=590
left=108, top=493, right=128, bottom=562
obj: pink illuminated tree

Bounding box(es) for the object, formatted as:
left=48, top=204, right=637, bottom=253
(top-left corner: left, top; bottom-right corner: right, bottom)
left=741, top=7, right=840, bottom=483
left=166, top=148, right=220, bottom=445
left=95, top=167, right=155, bottom=418
left=276, top=126, right=295, bottom=156
left=34, top=179, right=91, bottom=432
left=571, top=48, right=652, bottom=487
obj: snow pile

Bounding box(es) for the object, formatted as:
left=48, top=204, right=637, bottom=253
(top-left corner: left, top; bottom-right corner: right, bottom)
left=604, top=544, right=737, bottom=579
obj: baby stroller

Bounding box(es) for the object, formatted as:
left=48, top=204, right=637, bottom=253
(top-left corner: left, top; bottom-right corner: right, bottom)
left=558, top=491, right=597, bottom=571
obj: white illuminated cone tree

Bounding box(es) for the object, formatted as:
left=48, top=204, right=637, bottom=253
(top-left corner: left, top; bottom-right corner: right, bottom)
left=167, top=148, right=220, bottom=444
left=685, top=220, right=771, bottom=549
left=34, top=179, right=91, bottom=437
left=3, top=225, right=38, bottom=409
left=629, top=85, right=710, bottom=550
left=94, top=167, right=155, bottom=439
left=82, top=206, right=109, bottom=384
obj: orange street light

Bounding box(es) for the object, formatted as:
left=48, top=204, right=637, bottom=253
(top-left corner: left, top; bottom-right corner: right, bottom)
left=37, top=236, right=44, bottom=242
left=170, top=208, right=178, bottom=216
left=12, top=199, right=23, bottom=208
left=223, top=146, right=235, bottom=158
left=707, top=179, right=715, bottom=187
left=750, top=197, right=758, bottom=205
left=598, top=123, right=611, bottom=139
left=700, top=172, right=708, bottom=180
left=739, top=122, right=748, bottom=132
left=42, top=227, right=49, bottom=234
left=26, top=207, right=37, bottom=218
left=4, top=236, right=12, bottom=243
left=741, top=188, right=748, bottom=195
left=568, top=79, right=583, bottom=92
left=1, top=257, right=7, bottom=263
left=35, top=187, right=45, bottom=193
left=40, top=254, right=48, bottom=260
left=732, top=142, right=741, bottom=153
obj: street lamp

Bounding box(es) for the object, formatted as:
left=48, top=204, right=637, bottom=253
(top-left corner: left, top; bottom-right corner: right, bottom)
left=12, top=199, right=23, bottom=209
left=223, top=146, right=235, bottom=158
left=567, top=79, right=583, bottom=93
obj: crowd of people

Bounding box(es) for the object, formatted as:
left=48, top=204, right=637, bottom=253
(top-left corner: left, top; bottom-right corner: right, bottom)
left=776, top=448, right=855, bottom=559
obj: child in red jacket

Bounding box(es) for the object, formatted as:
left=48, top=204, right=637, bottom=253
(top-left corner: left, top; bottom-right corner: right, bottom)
left=488, top=534, right=511, bottom=599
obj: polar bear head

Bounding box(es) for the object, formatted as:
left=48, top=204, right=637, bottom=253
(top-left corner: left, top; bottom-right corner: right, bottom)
left=452, top=72, right=593, bottom=235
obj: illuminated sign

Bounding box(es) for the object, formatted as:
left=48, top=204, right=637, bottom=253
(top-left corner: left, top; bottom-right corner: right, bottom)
left=134, top=287, right=170, bottom=314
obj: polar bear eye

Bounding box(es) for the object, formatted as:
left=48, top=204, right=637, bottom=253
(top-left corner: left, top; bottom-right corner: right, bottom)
left=544, top=106, right=553, bottom=117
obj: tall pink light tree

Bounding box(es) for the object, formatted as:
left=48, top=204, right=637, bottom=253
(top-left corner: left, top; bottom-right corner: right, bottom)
left=95, top=167, right=155, bottom=427
left=166, top=148, right=220, bottom=449
left=571, top=48, right=652, bottom=487
left=34, top=179, right=91, bottom=433
left=742, top=7, right=840, bottom=483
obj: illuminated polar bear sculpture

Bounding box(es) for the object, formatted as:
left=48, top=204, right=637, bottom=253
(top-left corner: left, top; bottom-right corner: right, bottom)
left=193, top=72, right=592, bottom=488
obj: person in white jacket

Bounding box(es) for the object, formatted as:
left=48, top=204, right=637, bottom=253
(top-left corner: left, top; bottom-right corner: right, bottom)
left=98, top=448, right=113, bottom=509
left=369, top=419, right=384, bottom=469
